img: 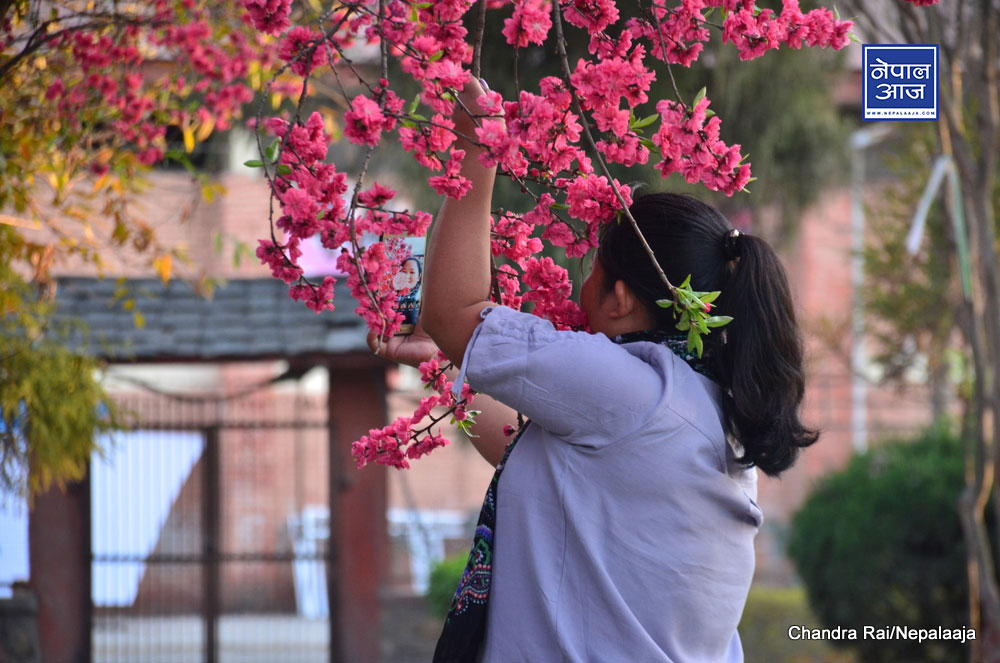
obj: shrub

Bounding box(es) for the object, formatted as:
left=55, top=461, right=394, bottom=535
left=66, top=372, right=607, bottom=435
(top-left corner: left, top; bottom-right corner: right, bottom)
left=426, top=553, right=468, bottom=619
left=787, top=420, right=992, bottom=663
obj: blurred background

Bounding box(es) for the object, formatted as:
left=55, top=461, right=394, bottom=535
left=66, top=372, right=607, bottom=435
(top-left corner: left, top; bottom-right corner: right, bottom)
left=2, top=1, right=997, bottom=662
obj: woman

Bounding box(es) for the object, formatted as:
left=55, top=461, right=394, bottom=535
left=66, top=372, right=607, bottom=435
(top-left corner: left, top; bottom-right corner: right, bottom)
left=393, top=255, right=423, bottom=328
left=372, top=79, right=818, bottom=663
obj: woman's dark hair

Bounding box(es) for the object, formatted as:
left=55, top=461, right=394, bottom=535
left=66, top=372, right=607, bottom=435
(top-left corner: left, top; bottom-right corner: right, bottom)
left=596, top=192, right=819, bottom=476
left=402, top=256, right=422, bottom=274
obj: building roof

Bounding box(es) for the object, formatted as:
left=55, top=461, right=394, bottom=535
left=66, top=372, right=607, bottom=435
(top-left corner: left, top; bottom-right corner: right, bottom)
left=54, top=277, right=372, bottom=362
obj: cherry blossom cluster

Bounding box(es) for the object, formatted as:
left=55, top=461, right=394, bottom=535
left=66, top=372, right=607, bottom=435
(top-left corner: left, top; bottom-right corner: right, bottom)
left=352, top=353, right=477, bottom=469
left=653, top=95, right=751, bottom=195
left=247, top=0, right=856, bottom=467
left=621, top=0, right=852, bottom=65
left=8, top=1, right=279, bottom=169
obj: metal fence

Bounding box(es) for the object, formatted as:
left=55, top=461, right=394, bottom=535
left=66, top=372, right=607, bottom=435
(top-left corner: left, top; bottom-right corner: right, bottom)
left=91, top=388, right=333, bottom=663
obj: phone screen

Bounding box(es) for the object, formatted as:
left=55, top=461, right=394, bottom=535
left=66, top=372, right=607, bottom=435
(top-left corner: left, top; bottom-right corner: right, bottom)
left=380, top=236, right=426, bottom=335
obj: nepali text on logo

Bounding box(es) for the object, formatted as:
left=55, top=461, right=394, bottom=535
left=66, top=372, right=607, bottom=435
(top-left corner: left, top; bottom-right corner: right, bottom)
left=863, top=45, right=938, bottom=121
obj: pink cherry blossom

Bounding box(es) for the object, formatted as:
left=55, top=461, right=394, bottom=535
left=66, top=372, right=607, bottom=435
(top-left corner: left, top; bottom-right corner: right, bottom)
left=565, top=173, right=632, bottom=224
left=279, top=26, right=326, bottom=76
left=344, top=95, right=390, bottom=146
left=242, top=0, right=293, bottom=35
left=503, top=0, right=553, bottom=47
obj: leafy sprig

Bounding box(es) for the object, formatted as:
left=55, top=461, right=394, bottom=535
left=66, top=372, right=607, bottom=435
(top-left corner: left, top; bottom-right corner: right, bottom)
left=656, top=274, right=733, bottom=358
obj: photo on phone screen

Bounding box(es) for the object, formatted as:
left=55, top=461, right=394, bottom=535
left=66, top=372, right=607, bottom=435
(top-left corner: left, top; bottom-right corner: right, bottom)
left=380, top=236, right=425, bottom=335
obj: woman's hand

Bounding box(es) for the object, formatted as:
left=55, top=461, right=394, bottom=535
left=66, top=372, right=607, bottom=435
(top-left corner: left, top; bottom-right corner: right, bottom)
left=420, top=78, right=498, bottom=366
left=452, top=77, right=502, bottom=149
left=367, top=318, right=440, bottom=368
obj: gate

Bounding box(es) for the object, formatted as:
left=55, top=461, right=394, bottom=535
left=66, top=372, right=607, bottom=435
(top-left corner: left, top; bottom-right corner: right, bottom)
left=90, top=383, right=336, bottom=663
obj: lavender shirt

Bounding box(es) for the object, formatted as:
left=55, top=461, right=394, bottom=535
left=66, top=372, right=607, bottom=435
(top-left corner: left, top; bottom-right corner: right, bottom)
left=454, top=306, right=762, bottom=663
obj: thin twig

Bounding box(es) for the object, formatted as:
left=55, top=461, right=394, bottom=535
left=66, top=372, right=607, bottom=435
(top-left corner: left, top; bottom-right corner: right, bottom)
left=551, top=0, right=677, bottom=298
left=471, top=0, right=487, bottom=79
left=639, top=0, right=686, bottom=106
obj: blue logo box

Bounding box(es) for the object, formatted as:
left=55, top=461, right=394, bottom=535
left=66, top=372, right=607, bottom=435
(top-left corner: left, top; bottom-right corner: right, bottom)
left=862, top=44, right=938, bottom=121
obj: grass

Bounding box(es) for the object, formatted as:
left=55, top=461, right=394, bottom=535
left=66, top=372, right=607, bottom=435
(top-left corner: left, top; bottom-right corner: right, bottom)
left=740, top=586, right=857, bottom=663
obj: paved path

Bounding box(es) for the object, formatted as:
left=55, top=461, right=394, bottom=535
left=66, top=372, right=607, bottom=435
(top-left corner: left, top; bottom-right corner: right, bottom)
left=93, top=597, right=440, bottom=663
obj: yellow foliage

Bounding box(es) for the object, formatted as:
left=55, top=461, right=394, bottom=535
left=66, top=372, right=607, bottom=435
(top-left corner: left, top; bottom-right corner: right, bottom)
left=183, top=125, right=195, bottom=153
left=195, top=116, right=215, bottom=142
left=153, top=253, right=172, bottom=283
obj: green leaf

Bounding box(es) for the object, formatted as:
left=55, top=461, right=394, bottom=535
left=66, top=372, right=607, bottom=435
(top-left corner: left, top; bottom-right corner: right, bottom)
left=655, top=298, right=674, bottom=309
left=276, top=164, right=292, bottom=175
left=676, top=316, right=691, bottom=331
left=409, top=94, right=421, bottom=115
left=630, top=114, right=659, bottom=130
left=549, top=202, right=570, bottom=210
left=688, top=327, right=704, bottom=358
left=243, top=159, right=264, bottom=168
left=233, top=242, right=247, bottom=268
left=693, top=87, right=707, bottom=108
left=429, top=50, right=445, bottom=62
left=639, top=137, right=658, bottom=152
left=705, top=315, right=734, bottom=328
left=701, top=290, right=721, bottom=304
left=704, top=109, right=716, bottom=118
left=213, top=232, right=223, bottom=255
left=411, top=113, right=427, bottom=122
left=265, top=140, right=280, bottom=162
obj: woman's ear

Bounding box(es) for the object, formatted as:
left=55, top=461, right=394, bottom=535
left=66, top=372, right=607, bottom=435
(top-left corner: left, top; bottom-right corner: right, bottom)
left=608, top=279, right=641, bottom=320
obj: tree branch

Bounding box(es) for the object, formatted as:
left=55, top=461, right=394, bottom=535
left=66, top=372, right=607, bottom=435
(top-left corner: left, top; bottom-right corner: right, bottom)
left=551, top=0, right=677, bottom=298
left=471, top=0, right=487, bottom=79
left=0, top=14, right=168, bottom=83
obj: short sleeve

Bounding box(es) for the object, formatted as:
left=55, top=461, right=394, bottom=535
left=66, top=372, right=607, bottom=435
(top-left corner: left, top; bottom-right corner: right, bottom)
left=453, top=306, right=668, bottom=442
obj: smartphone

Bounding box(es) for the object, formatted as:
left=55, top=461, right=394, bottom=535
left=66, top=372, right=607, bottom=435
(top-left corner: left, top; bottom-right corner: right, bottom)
left=379, top=235, right=426, bottom=335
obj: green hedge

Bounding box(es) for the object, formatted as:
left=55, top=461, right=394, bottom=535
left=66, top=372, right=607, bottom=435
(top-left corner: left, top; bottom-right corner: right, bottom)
left=787, top=421, right=989, bottom=663
left=426, top=553, right=468, bottom=619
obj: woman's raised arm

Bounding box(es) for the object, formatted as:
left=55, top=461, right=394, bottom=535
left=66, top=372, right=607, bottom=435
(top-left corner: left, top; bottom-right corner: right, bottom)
left=420, top=78, right=498, bottom=366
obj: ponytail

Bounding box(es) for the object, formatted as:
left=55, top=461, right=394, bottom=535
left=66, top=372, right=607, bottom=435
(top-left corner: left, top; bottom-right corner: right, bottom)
left=597, top=192, right=819, bottom=477
left=710, top=234, right=819, bottom=476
